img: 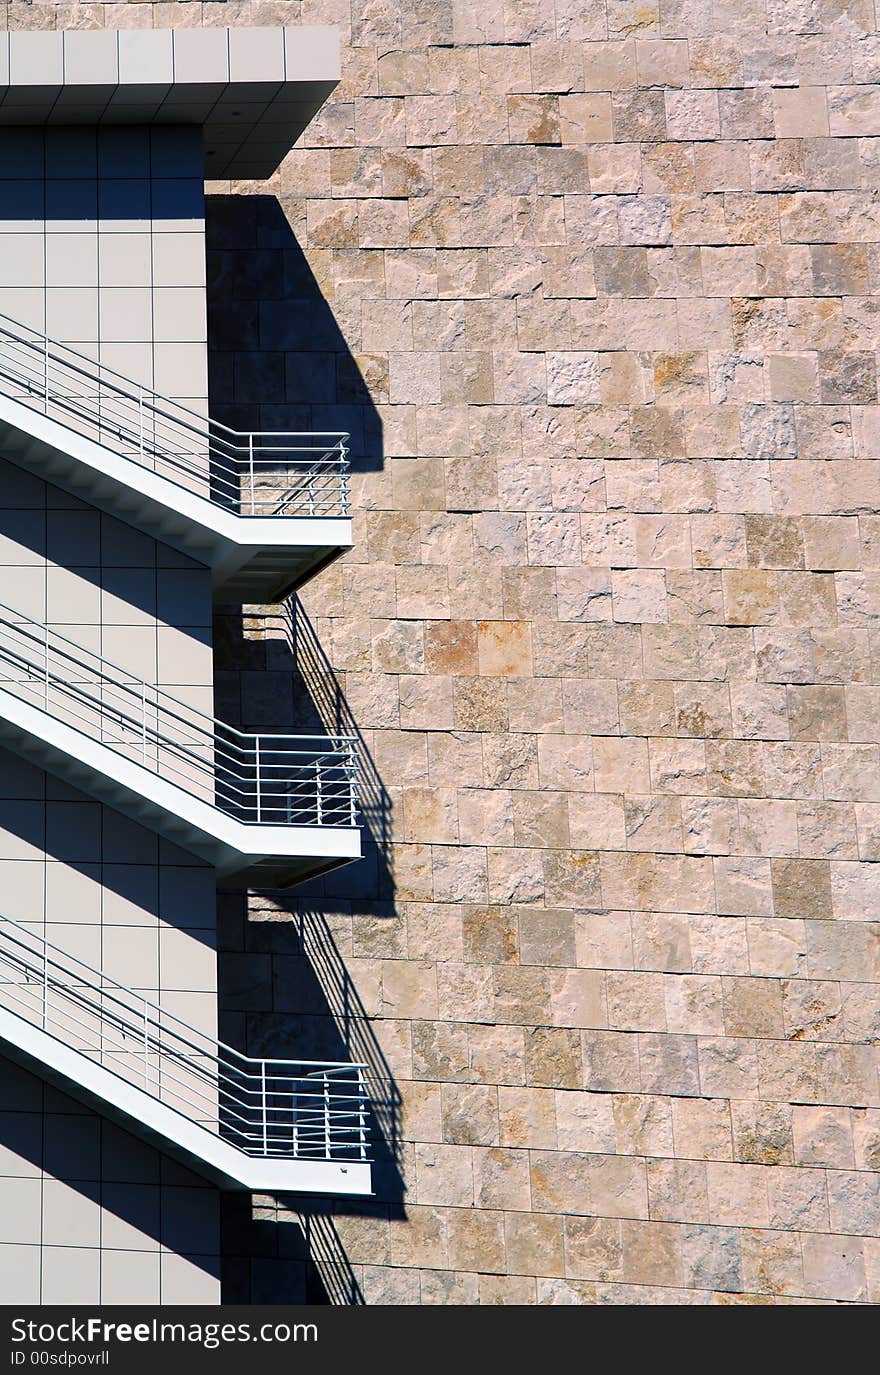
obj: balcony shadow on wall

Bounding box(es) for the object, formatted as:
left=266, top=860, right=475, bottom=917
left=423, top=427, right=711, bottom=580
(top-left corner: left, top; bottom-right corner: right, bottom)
left=207, top=195, right=395, bottom=1303
left=216, top=603, right=401, bottom=1304
left=218, top=897, right=400, bottom=1306
left=206, top=194, right=383, bottom=475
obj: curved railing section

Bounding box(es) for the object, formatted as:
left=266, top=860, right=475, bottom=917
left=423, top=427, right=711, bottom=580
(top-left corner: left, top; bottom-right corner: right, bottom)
left=0, top=311, right=349, bottom=518
left=0, top=915, right=369, bottom=1162
left=0, top=601, right=359, bottom=829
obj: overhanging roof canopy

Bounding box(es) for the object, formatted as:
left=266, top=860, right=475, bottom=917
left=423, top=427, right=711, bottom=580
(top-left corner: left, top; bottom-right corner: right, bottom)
left=0, top=25, right=340, bottom=178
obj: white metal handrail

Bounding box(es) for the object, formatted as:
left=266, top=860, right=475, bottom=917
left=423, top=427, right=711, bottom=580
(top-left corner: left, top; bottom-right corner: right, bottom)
left=0, top=915, right=369, bottom=1161
left=0, top=311, right=349, bottom=517
left=0, top=600, right=359, bottom=828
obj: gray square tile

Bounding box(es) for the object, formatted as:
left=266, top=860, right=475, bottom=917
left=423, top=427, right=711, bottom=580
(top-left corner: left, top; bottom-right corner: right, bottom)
left=42, top=1244, right=100, bottom=1303
left=9, top=32, right=63, bottom=87
left=0, top=1243, right=40, bottom=1301
left=102, top=1248, right=161, bottom=1303
left=0, top=1176, right=41, bottom=1243
left=119, top=30, right=173, bottom=87
left=63, top=30, right=118, bottom=88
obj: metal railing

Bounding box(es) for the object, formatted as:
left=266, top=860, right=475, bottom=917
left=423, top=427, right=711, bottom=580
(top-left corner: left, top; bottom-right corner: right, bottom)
left=0, top=600, right=358, bottom=828
left=0, top=915, right=369, bottom=1162
left=0, top=311, right=349, bottom=517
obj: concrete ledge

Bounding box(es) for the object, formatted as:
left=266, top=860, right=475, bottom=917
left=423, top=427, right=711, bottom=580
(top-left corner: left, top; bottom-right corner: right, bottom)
left=0, top=26, right=340, bottom=178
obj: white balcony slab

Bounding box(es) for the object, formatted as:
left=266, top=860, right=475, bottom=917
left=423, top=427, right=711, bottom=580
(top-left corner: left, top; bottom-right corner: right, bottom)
left=0, top=392, right=351, bottom=601
left=0, top=1006, right=372, bottom=1195
left=0, top=683, right=360, bottom=889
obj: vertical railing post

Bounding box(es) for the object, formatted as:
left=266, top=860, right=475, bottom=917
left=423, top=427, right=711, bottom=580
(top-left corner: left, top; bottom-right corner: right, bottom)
left=359, top=1069, right=367, bottom=1160
left=316, top=756, right=323, bottom=826
left=349, top=743, right=356, bottom=827
left=292, top=1077, right=299, bottom=1159
left=138, top=385, right=144, bottom=461
left=248, top=433, right=255, bottom=515
left=43, top=622, right=49, bottom=710
left=43, top=332, right=49, bottom=412
left=261, top=1062, right=268, bottom=1155
left=323, top=1073, right=331, bottom=1160
left=141, top=680, right=147, bottom=763
left=255, top=737, right=261, bottom=823
left=143, top=997, right=149, bottom=1088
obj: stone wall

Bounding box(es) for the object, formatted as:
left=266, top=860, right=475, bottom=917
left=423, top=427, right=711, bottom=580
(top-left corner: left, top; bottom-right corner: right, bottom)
left=19, top=0, right=880, bottom=1305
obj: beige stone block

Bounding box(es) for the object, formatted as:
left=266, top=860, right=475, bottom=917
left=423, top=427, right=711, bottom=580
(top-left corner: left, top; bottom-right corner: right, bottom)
left=546, top=967, right=605, bottom=1030
left=487, top=846, right=545, bottom=905
left=543, top=850, right=602, bottom=907
left=524, top=1026, right=582, bottom=1090
left=394, top=565, right=450, bottom=619
left=606, top=970, right=666, bottom=1033
left=469, top=1025, right=526, bottom=1085
left=402, top=787, right=459, bottom=844
left=505, top=1212, right=565, bottom=1279
left=589, top=1154, right=649, bottom=1220
left=388, top=1206, right=448, bottom=1270
left=670, top=1097, right=732, bottom=1162
left=446, top=1208, right=506, bottom=1273
left=697, top=1037, right=759, bottom=1098
left=453, top=677, right=509, bottom=732
left=517, top=908, right=576, bottom=968
left=740, top=1228, right=804, bottom=1297
left=414, top=1143, right=475, bottom=1207
left=771, top=857, right=832, bottom=920
left=554, top=1092, right=615, bottom=1154
left=600, top=851, right=714, bottom=915
left=613, top=1093, right=674, bottom=1158
left=431, top=845, right=488, bottom=903
left=498, top=1086, right=558, bottom=1150
left=437, top=963, right=495, bottom=1023
left=427, top=731, right=483, bottom=788
left=512, top=792, right=570, bottom=848
left=592, top=737, right=650, bottom=794
left=646, top=1159, right=708, bottom=1224
left=620, top=1218, right=682, bottom=1288
left=730, top=1102, right=793, bottom=1166
left=706, top=1163, right=769, bottom=1228
left=563, top=1215, right=623, bottom=1282
left=495, top=965, right=552, bottom=1028
left=721, top=976, right=784, bottom=1039
left=442, top=1083, right=499, bottom=1147
left=477, top=620, right=534, bottom=677
left=457, top=788, right=515, bottom=845
left=802, top=1233, right=866, bottom=1302
left=473, top=1146, right=532, bottom=1211
left=569, top=793, right=627, bottom=850
left=478, top=1274, right=537, bottom=1304
left=560, top=93, right=612, bottom=144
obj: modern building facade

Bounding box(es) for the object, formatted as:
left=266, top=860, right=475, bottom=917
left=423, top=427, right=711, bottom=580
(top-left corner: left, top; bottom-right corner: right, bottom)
left=0, top=0, right=878, bottom=1308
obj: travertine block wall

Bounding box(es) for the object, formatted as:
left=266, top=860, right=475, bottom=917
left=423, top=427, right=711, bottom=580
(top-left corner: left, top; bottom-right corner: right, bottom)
left=10, top=0, right=880, bottom=1306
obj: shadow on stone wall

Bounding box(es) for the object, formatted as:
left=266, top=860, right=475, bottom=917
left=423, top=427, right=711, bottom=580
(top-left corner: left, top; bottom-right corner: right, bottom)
left=206, top=194, right=383, bottom=474
left=207, top=196, right=396, bottom=1305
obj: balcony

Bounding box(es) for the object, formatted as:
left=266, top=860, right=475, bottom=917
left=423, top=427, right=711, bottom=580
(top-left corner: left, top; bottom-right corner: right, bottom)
left=0, top=313, right=351, bottom=602
left=0, top=602, right=361, bottom=888
left=0, top=915, right=371, bottom=1194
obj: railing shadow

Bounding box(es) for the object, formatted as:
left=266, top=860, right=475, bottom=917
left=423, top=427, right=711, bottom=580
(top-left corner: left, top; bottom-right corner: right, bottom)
left=207, top=193, right=396, bottom=1304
